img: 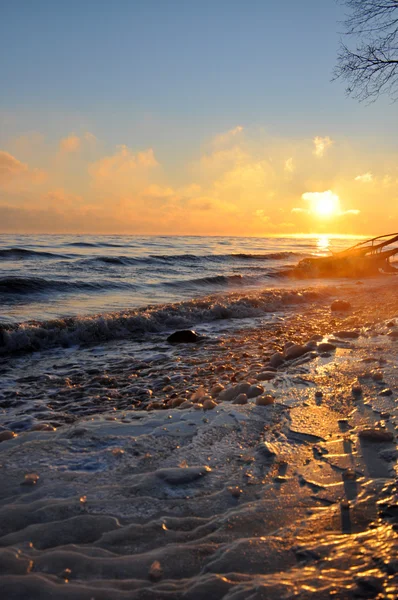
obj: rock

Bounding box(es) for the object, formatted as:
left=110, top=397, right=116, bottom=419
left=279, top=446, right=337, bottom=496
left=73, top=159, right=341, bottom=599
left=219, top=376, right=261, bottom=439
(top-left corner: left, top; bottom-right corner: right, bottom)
left=148, top=561, right=163, bottom=582
left=232, top=393, right=248, bottom=405
left=256, top=371, right=276, bottom=381
left=171, top=397, right=186, bottom=408
left=315, top=390, right=323, bottom=399
left=371, top=370, right=384, bottom=382
left=310, top=334, right=323, bottom=341
left=167, top=330, right=201, bottom=344
left=210, top=383, right=224, bottom=397
left=235, top=382, right=251, bottom=395
left=203, top=398, right=217, bottom=410
left=284, top=341, right=295, bottom=351
left=269, top=352, right=284, bottom=368
left=155, top=465, right=211, bottom=484
left=0, top=430, right=16, bottom=442
left=256, top=441, right=277, bottom=457
left=218, top=387, right=238, bottom=402
left=333, top=330, right=360, bottom=339
left=331, top=300, right=351, bottom=312
left=317, top=342, right=336, bottom=353
left=31, top=423, right=56, bottom=431
left=352, top=385, right=363, bottom=396
left=255, top=395, right=275, bottom=406
left=379, top=388, right=393, bottom=396
left=387, top=330, right=398, bottom=339
left=228, top=486, right=242, bottom=498
left=358, top=428, right=394, bottom=442
left=178, top=401, right=194, bottom=410
left=284, top=344, right=309, bottom=361
left=22, top=473, right=40, bottom=486
left=247, top=384, right=264, bottom=398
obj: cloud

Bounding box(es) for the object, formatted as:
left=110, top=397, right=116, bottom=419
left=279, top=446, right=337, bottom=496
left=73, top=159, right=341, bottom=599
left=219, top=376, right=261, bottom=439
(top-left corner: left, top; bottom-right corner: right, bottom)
left=355, top=172, right=373, bottom=183
left=343, top=209, right=361, bottom=215
left=0, top=151, right=28, bottom=182
left=291, top=207, right=309, bottom=214
left=254, top=209, right=270, bottom=221
left=59, top=134, right=81, bottom=153
left=212, top=126, right=244, bottom=147
left=284, top=157, right=295, bottom=173
left=89, top=146, right=158, bottom=193
left=313, top=136, right=333, bottom=158
left=0, top=150, right=47, bottom=187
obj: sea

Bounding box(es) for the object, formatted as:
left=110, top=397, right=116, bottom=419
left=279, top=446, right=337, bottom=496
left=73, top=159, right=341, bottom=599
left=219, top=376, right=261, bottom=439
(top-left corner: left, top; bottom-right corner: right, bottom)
left=0, top=233, right=357, bottom=350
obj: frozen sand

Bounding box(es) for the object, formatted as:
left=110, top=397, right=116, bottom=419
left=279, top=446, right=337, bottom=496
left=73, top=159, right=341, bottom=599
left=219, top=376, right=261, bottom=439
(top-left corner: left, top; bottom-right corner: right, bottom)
left=0, top=279, right=397, bottom=599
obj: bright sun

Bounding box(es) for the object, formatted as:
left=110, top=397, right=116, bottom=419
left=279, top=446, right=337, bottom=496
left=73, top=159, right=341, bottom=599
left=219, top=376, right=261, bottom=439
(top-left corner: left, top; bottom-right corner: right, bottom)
left=302, top=190, right=340, bottom=219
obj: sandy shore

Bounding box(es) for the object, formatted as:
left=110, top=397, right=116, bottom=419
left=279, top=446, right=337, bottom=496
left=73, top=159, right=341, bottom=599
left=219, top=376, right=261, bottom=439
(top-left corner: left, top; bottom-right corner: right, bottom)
left=0, top=278, right=397, bottom=599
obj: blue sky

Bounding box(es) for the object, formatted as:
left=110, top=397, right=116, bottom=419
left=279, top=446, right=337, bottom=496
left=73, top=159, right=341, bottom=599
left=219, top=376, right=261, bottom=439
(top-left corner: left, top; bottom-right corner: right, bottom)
left=0, top=0, right=397, bottom=234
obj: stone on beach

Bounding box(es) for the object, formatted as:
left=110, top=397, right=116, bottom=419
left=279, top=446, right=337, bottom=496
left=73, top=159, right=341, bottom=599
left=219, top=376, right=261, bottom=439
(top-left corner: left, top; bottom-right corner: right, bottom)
left=269, top=352, right=284, bottom=368
left=333, top=330, right=360, bottom=339
left=379, top=388, right=393, bottom=396
left=317, top=342, right=336, bottom=353
left=256, top=371, right=276, bottom=381
left=203, top=398, right=217, bottom=410
left=255, top=395, right=275, bottom=406
left=232, top=393, right=248, bottom=405
left=284, top=344, right=309, bottom=361
left=331, top=300, right=352, bottom=312
left=210, top=383, right=224, bottom=397
left=148, top=560, right=163, bottom=582
left=0, top=430, right=16, bottom=442
left=247, top=384, right=264, bottom=398
left=155, top=465, right=211, bottom=485
left=167, top=330, right=201, bottom=344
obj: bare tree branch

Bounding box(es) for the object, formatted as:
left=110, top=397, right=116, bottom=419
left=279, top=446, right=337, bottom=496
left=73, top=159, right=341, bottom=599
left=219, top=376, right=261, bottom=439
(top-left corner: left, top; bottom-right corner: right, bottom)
left=334, top=0, right=398, bottom=101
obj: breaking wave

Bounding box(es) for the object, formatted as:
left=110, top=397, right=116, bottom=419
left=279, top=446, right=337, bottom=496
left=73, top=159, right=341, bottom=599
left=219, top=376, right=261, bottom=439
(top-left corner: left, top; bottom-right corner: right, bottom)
left=0, top=287, right=326, bottom=355
left=0, top=248, right=66, bottom=260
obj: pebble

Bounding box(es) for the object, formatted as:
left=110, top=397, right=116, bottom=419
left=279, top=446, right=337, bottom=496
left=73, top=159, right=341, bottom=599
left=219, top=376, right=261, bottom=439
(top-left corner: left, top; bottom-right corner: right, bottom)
left=333, top=330, right=360, bottom=339
left=203, top=398, right=217, bottom=410
left=284, top=344, right=309, bottom=361
left=210, top=383, right=224, bottom=397
left=256, top=371, right=276, bottom=381
left=228, top=486, right=242, bottom=498
left=232, top=393, right=248, bottom=405
left=148, top=560, right=163, bottom=582
left=167, top=330, right=201, bottom=344
left=171, top=398, right=186, bottom=408
left=331, top=300, right=352, bottom=311
left=31, top=423, right=56, bottom=431
left=317, top=342, right=337, bottom=353
left=22, top=473, right=40, bottom=486
left=371, top=371, right=384, bottom=382
left=379, top=388, right=393, bottom=396
left=315, top=390, right=323, bottom=399
left=269, top=352, right=284, bottom=368
left=0, top=430, right=16, bottom=442
left=256, top=441, right=277, bottom=457
left=247, top=384, right=264, bottom=398
left=352, top=385, right=363, bottom=396
left=179, top=401, right=194, bottom=410
left=255, top=395, right=275, bottom=406
left=343, top=468, right=357, bottom=480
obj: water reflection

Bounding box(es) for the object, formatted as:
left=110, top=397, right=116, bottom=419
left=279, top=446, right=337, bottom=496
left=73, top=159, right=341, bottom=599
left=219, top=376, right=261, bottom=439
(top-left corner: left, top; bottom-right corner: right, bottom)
left=316, top=234, right=330, bottom=255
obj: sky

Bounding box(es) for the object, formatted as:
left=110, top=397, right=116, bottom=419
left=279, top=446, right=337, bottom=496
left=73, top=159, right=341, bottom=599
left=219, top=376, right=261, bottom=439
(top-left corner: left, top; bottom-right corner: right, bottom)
left=0, top=0, right=397, bottom=236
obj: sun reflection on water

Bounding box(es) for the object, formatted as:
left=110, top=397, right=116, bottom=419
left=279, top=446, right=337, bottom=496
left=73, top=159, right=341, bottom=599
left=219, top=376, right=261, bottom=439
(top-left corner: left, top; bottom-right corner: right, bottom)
left=316, top=234, right=330, bottom=256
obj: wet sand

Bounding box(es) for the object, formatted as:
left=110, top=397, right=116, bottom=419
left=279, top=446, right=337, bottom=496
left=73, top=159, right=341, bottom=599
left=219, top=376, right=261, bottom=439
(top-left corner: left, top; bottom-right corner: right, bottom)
left=0, top=278, right=397, bottom=599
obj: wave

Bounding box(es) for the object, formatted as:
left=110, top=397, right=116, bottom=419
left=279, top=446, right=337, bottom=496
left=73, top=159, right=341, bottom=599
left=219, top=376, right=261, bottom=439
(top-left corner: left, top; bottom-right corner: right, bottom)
left=0, top=276, right=132, bottom=295
left=66, top=241, right=127, bottom=248
left=165, top=274, right=246, bottom=288
left=0, top=287, right=328, bottom=355
left=0, top=248, right=66, bottom=260
left=82, top=251, right=302, bottom=268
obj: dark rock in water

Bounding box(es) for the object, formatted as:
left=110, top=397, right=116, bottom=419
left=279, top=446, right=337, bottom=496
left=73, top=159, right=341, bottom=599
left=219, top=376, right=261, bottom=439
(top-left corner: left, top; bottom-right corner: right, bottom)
left=167, top=330, right=201, bottom=344
left=155, top=465, right=211, bottom=484
left=331, top=300, right=352, bottom=312
left=317, top=342, right=336, bottom=353
left=269, top=352, right=284, bottom=368
left=333, top=330, right=360, bottom=339
left=284, top=344, right=309, bottom=361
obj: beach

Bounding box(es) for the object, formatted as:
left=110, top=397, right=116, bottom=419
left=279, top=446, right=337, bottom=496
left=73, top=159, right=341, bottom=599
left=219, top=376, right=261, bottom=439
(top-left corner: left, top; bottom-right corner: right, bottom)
left=0, top=236, right=397, bottom=599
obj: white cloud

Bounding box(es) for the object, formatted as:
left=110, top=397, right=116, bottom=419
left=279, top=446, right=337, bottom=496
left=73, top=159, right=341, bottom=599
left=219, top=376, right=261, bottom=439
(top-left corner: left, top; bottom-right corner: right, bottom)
left=284, top=157, right=295, bottom=173
left=355, top=172, right=373, bottom=183
left=313, top=136, right=333, bottom=158
left=59, top=134, right=81, bottom=153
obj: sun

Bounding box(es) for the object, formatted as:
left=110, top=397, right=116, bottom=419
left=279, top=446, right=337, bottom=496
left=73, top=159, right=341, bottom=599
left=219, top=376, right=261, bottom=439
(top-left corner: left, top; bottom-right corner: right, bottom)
left=302, top=190, right=340, bottom=219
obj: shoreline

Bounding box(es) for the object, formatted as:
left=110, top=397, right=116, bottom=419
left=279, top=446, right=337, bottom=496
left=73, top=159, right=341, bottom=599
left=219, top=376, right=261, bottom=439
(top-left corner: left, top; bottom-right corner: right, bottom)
left=0, top=277, right=397, bottom=598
